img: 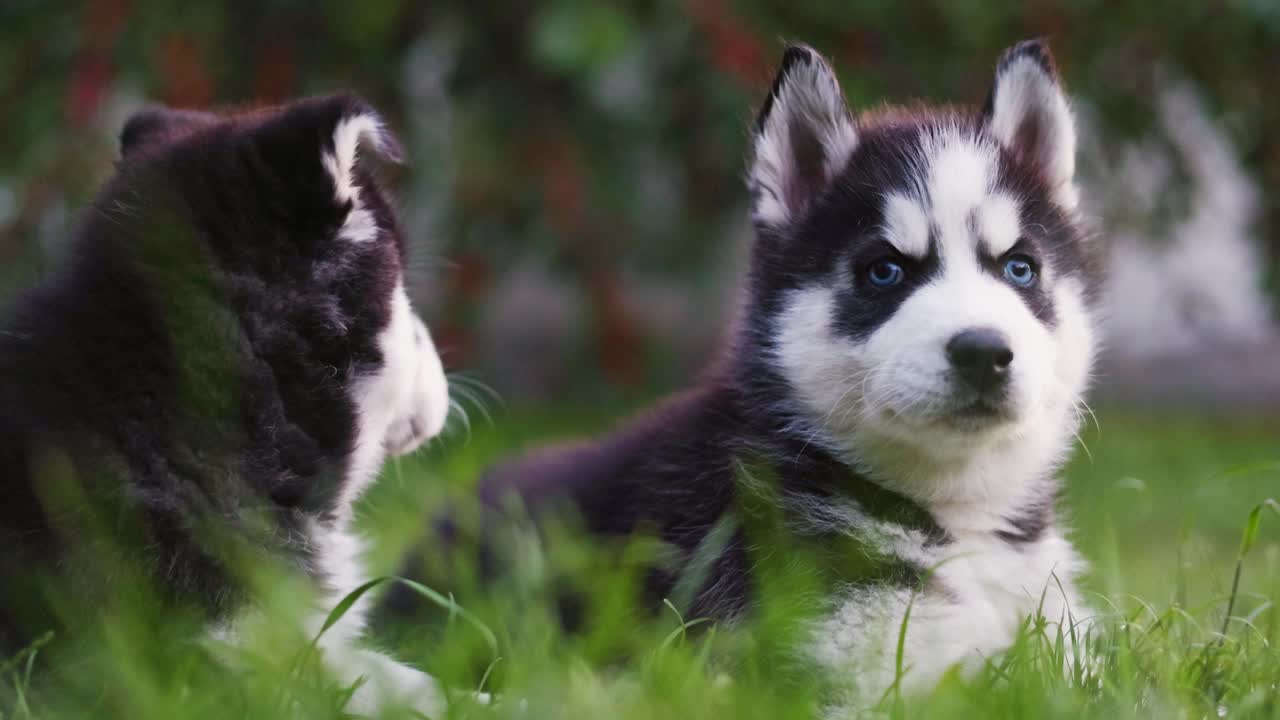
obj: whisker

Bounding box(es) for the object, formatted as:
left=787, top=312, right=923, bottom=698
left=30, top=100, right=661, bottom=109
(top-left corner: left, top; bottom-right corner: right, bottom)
left=450, top=383, right=495, bottom=427
left=445, top=396, right=473, bottom=444
left=1069, top=411, right=1094, bottom=463
left=1077, top=396, right=1101, bottom=438
left=448, top=372, right=505, bottom=406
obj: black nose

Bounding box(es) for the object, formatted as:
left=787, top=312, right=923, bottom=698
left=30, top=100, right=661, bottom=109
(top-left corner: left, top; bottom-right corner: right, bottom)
left=946, top=328, right=1013, bottom=392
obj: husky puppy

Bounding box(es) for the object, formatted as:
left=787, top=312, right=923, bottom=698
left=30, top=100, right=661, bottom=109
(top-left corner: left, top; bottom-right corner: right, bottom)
left=0, top=96, right=449, bottom=714
left=391, top=40, right=1101, bottom=699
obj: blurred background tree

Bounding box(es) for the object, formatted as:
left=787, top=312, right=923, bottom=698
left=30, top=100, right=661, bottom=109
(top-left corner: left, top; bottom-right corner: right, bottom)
left=2, top=0, right=1277, bottom=405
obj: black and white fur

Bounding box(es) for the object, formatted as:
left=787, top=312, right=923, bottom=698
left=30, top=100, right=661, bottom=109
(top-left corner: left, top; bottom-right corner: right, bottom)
left=0, top=96, right=449, bottom=714
left=392, top=40, right=1102, bottom=701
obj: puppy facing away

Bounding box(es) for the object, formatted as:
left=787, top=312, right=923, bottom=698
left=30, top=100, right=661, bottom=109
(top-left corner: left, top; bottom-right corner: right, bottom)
left=388, top=39, right=1103, bottom=701
left=0, top=95, right=449, bottom=714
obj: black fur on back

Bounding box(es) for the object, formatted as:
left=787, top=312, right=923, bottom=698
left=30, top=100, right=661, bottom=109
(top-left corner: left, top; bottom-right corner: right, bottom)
left=0, top=94, right=407, bottom=649
left=381, top=366, right=943, bottom=628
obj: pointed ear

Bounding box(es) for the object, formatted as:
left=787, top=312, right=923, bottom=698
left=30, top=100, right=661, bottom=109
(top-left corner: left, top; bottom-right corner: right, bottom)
left=254, top=93, right=405, bottom=205
left=750, top=44, right=858, bottom=227
left=120, top=106, right=217, bottom=157
left=983, top=40, right=1078, bottom=208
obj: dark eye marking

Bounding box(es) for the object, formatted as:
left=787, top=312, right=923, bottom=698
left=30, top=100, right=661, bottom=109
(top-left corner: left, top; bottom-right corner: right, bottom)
left=849, top=238, right=939, bottom=294
left=832, top=239, right=942, bottom=341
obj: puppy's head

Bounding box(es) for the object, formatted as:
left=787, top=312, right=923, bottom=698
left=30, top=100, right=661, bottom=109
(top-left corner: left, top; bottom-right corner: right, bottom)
left=114, top=95, right=447, bottom=509
left=746, top=42, right=1101, bottom=490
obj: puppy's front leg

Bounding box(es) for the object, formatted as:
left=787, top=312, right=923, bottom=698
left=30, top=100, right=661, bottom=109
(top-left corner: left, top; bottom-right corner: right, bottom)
left=326, top=644, right=446, bottom=718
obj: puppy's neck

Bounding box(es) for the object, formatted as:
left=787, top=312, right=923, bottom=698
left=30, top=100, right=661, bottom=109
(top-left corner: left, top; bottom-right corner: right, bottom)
left=842, top=418, right=1071, bottom=539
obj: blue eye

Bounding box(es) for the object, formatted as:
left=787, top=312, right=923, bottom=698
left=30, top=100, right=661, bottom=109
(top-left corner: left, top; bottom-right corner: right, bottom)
left=1003, top=256, right=1037, bottom=287
left=867, top=260, right=905, bottom=288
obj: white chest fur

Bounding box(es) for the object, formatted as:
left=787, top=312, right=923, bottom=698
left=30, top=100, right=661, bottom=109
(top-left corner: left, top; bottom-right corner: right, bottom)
left=302, top=520, right=448, bottom=716
left=811, top=524, right=1088, bottom=701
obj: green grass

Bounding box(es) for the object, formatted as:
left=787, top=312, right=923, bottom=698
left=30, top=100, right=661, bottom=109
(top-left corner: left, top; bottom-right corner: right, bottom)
left=4, top=407, right=1279, bottom=719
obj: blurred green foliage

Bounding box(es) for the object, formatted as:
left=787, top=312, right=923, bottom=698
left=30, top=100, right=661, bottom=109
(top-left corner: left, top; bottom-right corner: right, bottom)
left=2, top=1, right=1278, bottom=380
left=4, top=407, right=1277, bottom=719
